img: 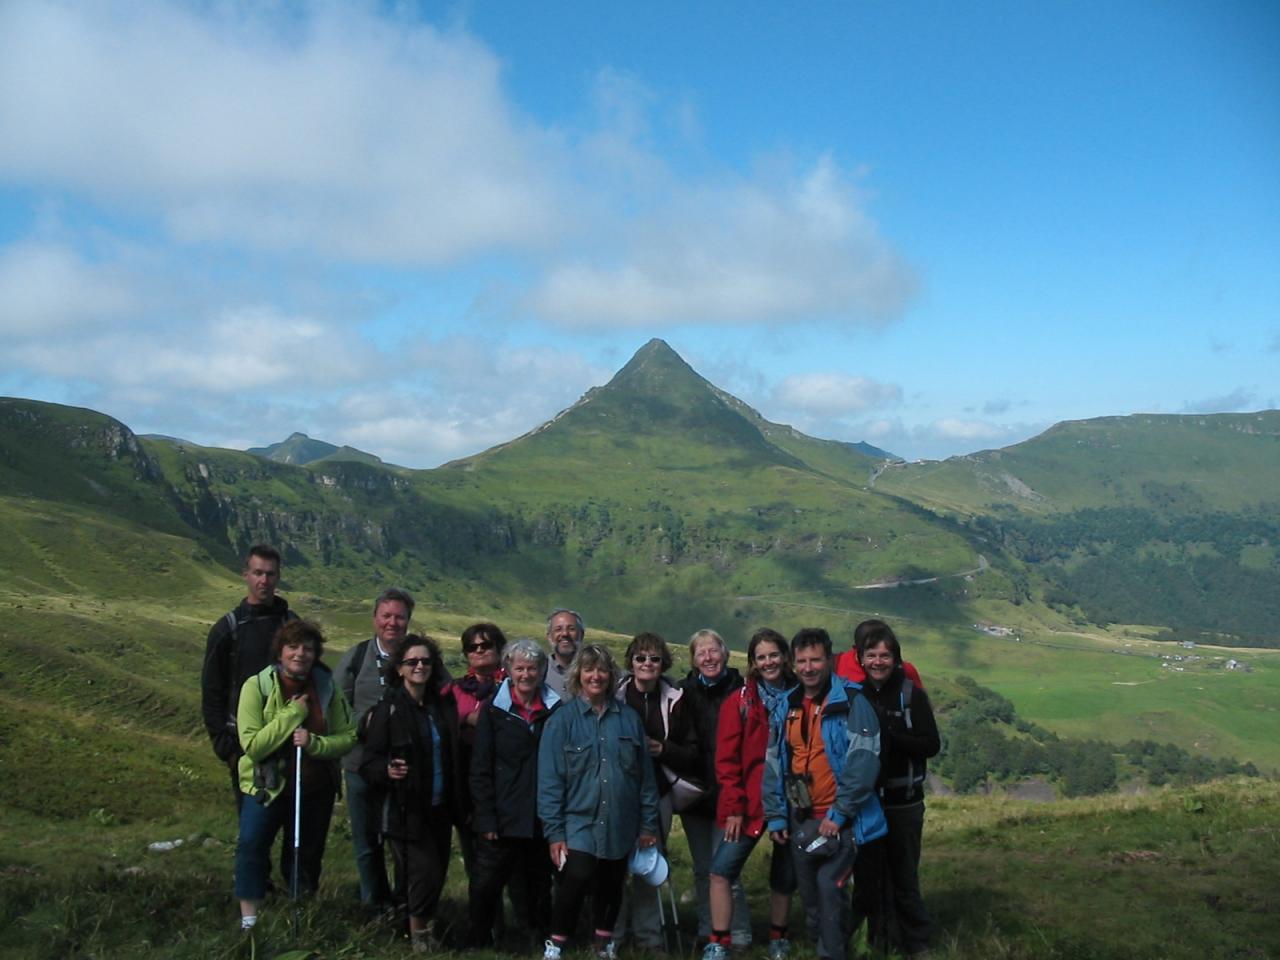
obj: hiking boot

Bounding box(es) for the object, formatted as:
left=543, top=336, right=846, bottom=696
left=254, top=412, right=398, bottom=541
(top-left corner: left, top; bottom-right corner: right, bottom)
left=702, top=943, right=729, bottom=960
left=412, top=926, right=448, bottom=954
left=544, top=940, right=564, bottom=960
left=767, top=939, right=791, bottom=960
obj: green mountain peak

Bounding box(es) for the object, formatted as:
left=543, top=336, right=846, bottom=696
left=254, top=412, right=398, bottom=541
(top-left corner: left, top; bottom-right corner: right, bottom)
left=248, top=432, right=340, bottom=465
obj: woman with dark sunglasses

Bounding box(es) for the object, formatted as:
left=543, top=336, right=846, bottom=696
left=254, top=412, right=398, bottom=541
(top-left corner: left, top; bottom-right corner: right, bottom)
left=451, top=622, right=508, bottom=874
left=612, top=631, right=700, bottom=951
left=360, top=635, right=463, bottom=953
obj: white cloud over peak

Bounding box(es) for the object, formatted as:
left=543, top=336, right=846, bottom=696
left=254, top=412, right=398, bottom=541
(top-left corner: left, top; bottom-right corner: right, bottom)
left=529, top=155, right=916, bottom=328
left=773, top=371, right=903, bottom=417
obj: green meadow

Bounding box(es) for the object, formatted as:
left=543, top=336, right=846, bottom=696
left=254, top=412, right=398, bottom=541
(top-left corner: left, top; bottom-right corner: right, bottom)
left=3, top=774, right=1276, bottom=959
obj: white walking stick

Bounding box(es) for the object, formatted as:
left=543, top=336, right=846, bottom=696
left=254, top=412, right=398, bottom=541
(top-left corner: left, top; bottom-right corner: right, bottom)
left=292, top=743, right=303, bottom=938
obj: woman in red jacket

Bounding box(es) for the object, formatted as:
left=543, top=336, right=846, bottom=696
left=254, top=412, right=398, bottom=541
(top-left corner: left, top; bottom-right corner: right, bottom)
left=705, top=628, right=798, bottom=960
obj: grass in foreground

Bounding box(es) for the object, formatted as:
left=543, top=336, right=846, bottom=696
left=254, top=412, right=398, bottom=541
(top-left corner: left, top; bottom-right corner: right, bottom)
left=2, top=780, right=1276, bottom=960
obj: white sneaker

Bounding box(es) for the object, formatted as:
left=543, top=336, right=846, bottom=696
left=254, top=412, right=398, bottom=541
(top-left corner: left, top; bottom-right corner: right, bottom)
left=544, top=940, right=563, bottom=960
left=768, top=939, right=791, bottom=960
left=702, top=943, right=729, bottom=960
left=596, top=940, right=618, bottom=960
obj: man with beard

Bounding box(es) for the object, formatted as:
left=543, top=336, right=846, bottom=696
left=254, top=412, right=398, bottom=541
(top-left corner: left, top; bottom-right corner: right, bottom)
left=543, top=608, right=584, bottom=698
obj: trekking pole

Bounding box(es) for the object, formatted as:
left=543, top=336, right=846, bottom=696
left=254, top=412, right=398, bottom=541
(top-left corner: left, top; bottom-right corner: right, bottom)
left=655, top=882, right=667, bottom=953
left=292, top=742, right=303, bottom=940
left=665, top=876, right=683, bottom=956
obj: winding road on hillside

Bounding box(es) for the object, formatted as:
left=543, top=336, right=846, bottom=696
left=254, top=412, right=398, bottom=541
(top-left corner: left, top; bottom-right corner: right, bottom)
left=736, top=554, right=989, bottom=609
left=851, top=553, right=989, bottom=590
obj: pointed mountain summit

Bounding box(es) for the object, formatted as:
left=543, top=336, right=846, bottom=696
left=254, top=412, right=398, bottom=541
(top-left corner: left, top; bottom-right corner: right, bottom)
left=451, top=338, right=812, bottom=472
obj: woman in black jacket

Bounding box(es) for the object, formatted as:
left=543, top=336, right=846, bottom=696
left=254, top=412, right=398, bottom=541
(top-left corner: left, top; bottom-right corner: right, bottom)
left=678, top=628, right=749, bottom=949
left=360, top=635, right=463, bottom=953
left=854, top=622, right=940, bottom=958
left=466, top=637, right=563, bottom=948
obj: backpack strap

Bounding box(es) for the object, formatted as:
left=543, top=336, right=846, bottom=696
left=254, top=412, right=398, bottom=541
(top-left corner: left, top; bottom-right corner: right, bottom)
left=347, top=638, right=372, bottom=684
left=883, top=677, right=923, bottom=795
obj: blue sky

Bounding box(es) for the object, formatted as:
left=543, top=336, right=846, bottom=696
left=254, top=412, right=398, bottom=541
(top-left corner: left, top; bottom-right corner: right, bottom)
left=0, top=0, right=1276, bottom=465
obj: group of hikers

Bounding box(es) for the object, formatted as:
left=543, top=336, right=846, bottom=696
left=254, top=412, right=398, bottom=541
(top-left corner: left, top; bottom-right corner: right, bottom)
left=201, top=544, right=941, bottom=959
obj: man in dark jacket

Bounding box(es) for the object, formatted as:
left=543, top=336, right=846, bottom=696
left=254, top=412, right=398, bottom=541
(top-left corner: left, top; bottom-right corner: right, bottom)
left=336, top=586, right=414, bottom=912
left=200, top=544, right=296, bottom=811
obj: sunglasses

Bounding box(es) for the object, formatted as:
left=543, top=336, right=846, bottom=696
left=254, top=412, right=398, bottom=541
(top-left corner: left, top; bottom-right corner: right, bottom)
left=401, top=657, right=432, bottom=669
left=632, top=654, right=663, bottom=664
left=465, top=641, right=495, bottom=653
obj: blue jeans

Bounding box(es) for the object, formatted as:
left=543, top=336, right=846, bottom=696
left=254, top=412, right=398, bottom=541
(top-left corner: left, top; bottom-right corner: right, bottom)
left=234, top=787, right=334, bottom=902
left=682, top=812, right=751, bottom=943
left=711, top=831, right=797, bottom=894
left=345, top=770, right=392, bottom=906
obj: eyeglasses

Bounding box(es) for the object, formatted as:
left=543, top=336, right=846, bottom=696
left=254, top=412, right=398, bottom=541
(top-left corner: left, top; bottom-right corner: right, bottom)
left=401, top=657, right=432, bottom=669
left=632, top=654, right=663, bottom=664
left=465, top=641, right=495, bottom=653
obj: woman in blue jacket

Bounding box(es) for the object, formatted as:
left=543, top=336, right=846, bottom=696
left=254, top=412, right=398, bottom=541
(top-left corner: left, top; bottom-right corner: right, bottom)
left=537, top=643, right=660, bottom=960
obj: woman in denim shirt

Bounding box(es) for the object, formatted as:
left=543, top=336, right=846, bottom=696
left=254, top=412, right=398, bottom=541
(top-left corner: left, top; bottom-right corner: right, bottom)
left=537, top=644, right=660, bottom=960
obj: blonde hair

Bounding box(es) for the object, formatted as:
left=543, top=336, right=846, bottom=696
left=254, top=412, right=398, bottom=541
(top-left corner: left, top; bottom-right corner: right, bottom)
left=687, top=628, right=728, bottom=665
left=566, top=643, right=620, bottom=698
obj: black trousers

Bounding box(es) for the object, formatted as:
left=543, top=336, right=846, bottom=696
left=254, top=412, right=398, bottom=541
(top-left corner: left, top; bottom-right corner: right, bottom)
left=468, top=835, right=552, bottom=945
left=390, top=809, right=453, bottom=922
left=550, top=850, right=628, bottom=942
left=854, top=800, right=931, bottom=955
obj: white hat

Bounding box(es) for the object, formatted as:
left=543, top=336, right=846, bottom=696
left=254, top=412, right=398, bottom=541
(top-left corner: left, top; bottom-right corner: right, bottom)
left=629, top=844, right=669, bottom=887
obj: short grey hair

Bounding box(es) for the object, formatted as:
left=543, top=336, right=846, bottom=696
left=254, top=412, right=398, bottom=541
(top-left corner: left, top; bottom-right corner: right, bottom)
left=374, top=586, right=416, bottom=619
left=503, top=637, right=548, bottom=681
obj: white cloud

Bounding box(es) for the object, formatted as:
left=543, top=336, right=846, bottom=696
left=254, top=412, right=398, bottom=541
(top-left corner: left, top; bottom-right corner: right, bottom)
left=279, top=339, right=612, bottom=467
left=0, top=1, right=566, bottom=263
left=0, top=241, right=137, bottom=334
left=8, top=303, right=373, bottom=395
left=796, top=413, right=1050, bottom=462
left=1180, top=388, right=1258, bottom=414
left=528, top=154, right=916, bottom=328
left=930, top=418, right=1008, bottom=441
left=773, top=372, right=902, bottom=417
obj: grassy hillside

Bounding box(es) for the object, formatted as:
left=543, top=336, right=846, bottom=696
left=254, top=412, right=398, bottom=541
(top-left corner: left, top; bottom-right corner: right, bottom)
left=872, top=412, right=1280, bottom=647
left=876, top=411, right=1280, bottom=517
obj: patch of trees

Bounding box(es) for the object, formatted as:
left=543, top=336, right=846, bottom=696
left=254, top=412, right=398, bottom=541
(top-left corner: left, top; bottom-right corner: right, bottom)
left=932, top=676, right=1262, bottom=796
left=970, top=508, right=1280, bottom=647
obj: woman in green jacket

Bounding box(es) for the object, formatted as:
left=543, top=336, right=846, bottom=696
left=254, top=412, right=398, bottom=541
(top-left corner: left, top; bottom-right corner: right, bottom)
left=233, top=619, right=355, bottom=931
